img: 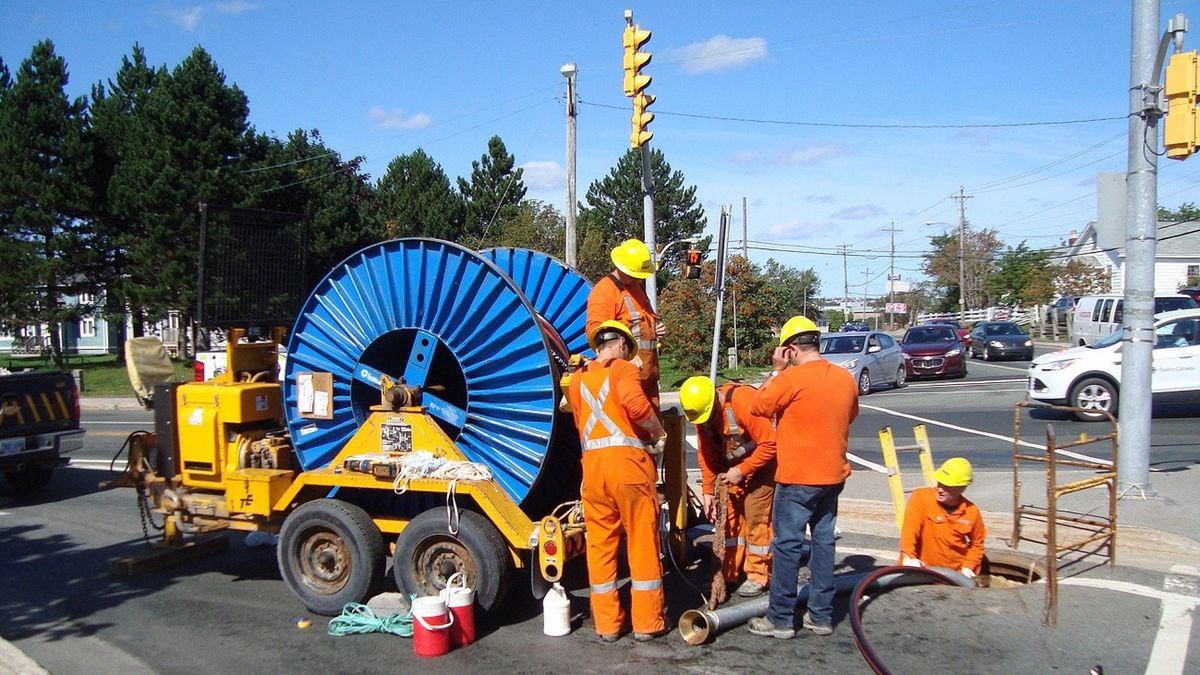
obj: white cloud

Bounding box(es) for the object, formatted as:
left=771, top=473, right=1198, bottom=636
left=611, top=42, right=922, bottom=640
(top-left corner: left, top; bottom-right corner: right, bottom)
left=168, top=2, right=258, bottom=30
left=366, top=106, right=433, bottom=130
left=520, top=161, right=564, bottom=191
left=668, top=35, right=767, bottom=75
left=831, top=205, right=886, bottom=220
left=774, top=143, right=846, bottom=165
left=765, top=219, right=839, bottom=241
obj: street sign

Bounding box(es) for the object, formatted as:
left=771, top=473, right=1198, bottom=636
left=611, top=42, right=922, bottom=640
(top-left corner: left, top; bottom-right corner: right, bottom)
left=886, top=302, right=908, bottom=313
left=888, top=273, right=902, bottom=281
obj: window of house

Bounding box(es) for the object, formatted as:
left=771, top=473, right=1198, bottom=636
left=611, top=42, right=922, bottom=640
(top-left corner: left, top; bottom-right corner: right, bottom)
left=80, top=316, right=96, bottom=338
left=1187, top=264, right=1199, bottom=280
left=78, top=293, right=95, bottom=305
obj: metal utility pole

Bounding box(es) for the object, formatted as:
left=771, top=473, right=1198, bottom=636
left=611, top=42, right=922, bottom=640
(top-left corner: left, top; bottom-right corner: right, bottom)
left=1118, top=3, right=1184, bottom=497
left=838, top=244, right=851, bottom=320
left=561, top=63, right=578, bottom=267
left=883, top=222, right=902, bottom=328
left=952, top=186, right=973, bottom=315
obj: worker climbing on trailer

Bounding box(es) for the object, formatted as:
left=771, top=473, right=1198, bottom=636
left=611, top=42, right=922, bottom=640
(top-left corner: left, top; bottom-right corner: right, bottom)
left=680, top=375, right=777, bottom=600
left=565, top=320, right=668, bottom=643
left=587, top=238, right=666, bottom=412
left=899, top=457, right=987, bottom=580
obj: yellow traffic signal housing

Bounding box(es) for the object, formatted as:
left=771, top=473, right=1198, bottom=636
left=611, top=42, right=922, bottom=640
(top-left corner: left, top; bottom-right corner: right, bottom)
left=1164, top=50, right=1199, bottom=161
left=631, top=93, right=655, bottom=148
left=623, top=26, right=652, bottom=97
left=685, top=249, right=701, bottom=279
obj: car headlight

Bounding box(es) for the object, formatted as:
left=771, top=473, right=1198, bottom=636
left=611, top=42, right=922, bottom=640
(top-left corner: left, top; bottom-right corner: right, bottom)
left=1040, top=358, right=1078, bottom=371
left=944, top=347, right=961, bottom=357
left=840, top=358, right=859, bottom=370
left=989, top=340, right=1004, bottom=348
left=902, top=353, right=911, bottom=360
left=1023, top=340, right=1032, bottom=347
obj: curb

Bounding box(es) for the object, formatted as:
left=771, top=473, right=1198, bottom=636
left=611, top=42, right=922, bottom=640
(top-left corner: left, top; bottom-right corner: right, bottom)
left=0, top=637, right=47, bottom=675
left=80, top=397, right=146, bottom=412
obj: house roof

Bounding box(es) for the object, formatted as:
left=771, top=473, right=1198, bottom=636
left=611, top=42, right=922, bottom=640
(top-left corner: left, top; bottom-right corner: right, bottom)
left=1066, top=220, right=1200, bottom=259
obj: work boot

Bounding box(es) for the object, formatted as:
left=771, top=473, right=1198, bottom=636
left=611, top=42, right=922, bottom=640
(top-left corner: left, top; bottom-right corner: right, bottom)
left=597, top=632, right=621, bottom=643
left=747, top=616, right=795, bottom=639
left=736, top=579, right=767, bottom=597
left=802, top=612, right=833, bottom=636
left=632, top=628, right=668, bottom=642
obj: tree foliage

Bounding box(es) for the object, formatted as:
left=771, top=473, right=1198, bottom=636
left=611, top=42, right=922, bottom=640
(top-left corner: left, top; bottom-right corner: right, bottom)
left=376, top=148, right=463, bottom=240
left=984, top=242, right=1054, bottom=306
left=480, top=199, right=564, bottom=256
left=921, top=225, right=1003, bottom=312
left=1053, top=259, right=1110, bottom=296
left=1158, top=201, right=1199, bottom=223
left=0, top=40, right=93, bottom=366
left=457, top=135, right=525, bottom=247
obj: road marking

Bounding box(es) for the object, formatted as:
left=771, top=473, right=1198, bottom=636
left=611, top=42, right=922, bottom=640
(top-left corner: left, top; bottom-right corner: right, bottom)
left=82, top=421, right=151, bottom=425
left=847, top=452, right=889, bottom=474
left=859, top=402, right=1112, bottom=466
left=970, top=362, right=1031, bottom=373
left=82, top=430, right=141, bottom=438
left=1057, top=577, right=1200, bottom=675
left=903, top=378, right=1024, bottom=388
left=68, top=459, right=120, bottom=470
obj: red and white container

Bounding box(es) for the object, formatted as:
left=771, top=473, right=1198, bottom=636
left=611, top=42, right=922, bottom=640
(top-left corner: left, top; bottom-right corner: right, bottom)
left=440, top=573, right=476, bottom=647
left=411, top=595, right=454, bottom=658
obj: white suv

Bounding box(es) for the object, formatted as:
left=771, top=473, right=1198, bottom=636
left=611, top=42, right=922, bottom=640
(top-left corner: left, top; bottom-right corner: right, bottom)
left=1028, top=308, right=1200, bottom=421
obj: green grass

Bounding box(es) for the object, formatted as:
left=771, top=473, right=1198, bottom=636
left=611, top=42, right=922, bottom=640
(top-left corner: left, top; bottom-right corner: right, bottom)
left=3, top=353, right=194, bottom=396
left=658, top=353, right=770, bottom=391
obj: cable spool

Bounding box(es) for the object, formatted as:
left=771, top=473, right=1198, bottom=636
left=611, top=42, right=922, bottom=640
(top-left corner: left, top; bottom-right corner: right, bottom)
left=284, top=239, right=590, bottom=513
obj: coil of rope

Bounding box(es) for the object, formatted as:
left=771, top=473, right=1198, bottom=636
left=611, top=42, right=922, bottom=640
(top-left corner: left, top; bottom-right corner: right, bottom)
left=327, top=602, right=414, bottom=637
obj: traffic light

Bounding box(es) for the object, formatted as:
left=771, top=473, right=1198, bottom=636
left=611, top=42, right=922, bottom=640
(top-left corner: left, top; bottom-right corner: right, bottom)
left=631, top=92, right=655, bottom=148
left=685, top=249, right=702, bottom=279
left=623, top=25, right=652, bottom=97
left=1164, top=50, right=1199, bottom=161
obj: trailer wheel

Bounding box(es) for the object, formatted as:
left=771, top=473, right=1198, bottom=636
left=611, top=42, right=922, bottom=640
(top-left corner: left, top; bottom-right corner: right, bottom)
left=277, top=499, right=385, bottom=616
left=3, top=465, right=53, bottom=494
left=394, top=509, right=512, bottom=614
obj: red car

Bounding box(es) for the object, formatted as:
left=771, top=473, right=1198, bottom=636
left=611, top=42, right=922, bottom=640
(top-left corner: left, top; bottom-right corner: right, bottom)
left=920, top=318, right=971, bottom=349
left=901, top=324, right=968, bottom=379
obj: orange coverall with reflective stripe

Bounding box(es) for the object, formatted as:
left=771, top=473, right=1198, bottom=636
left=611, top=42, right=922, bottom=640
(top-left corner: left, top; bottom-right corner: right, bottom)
left=899, top=486, right=987, bottom=574
left=696, top=383, right=777, bottom=586
left=586, top=273, right=661, bottom=409
left=566, top=358, right=665, bottom=637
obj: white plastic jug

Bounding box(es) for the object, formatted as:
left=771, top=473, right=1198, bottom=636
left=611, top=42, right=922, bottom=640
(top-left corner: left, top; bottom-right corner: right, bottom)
left=542, top=582, right=571, bottom=636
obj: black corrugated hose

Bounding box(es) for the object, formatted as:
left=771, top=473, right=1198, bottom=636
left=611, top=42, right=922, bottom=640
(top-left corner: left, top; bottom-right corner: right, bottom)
left=849, top=566, right=966, bottom=675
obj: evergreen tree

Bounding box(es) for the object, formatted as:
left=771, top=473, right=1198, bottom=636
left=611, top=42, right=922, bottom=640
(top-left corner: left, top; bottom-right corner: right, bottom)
left=0, top=41, right=93, bottom=367
left=242, top=128, right=382, bottom=288
left=457, top=135, right=526, bottom=246
left=376, top=149, right=463, bottom=240
left=579, top=148, right=706, bottom=278
left=106, top=46, right=252, bottom=331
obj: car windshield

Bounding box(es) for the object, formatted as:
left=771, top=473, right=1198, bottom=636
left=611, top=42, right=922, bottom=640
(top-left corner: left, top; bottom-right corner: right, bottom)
left=820, top=335, right=865, bottom=354
left=985, top=323, right=1025, bottom=336
left=902, top=327, right=956, bottom=344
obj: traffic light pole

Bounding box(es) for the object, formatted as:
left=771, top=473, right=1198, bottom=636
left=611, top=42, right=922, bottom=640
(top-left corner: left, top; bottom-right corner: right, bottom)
left=641, top=143, right=657, bottom=309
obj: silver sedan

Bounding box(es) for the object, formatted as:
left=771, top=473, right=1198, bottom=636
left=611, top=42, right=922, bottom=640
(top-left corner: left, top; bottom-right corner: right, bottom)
left=819, top=331, right=906, bottom=395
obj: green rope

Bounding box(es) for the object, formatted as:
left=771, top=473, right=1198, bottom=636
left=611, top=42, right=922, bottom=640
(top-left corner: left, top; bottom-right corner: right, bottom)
left=327, top=602, right=414, bottom=637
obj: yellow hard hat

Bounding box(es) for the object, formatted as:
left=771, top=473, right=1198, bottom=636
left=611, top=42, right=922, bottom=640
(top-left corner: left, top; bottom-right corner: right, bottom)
left=587, top=320, right=638, bottom=358
left=610, top=238, right=655, bottom=279
left=778, top=315, right=820, bottom=347
left=679, top=376, right=716, bottom=424
left=934, top=457, right=973, bottom=487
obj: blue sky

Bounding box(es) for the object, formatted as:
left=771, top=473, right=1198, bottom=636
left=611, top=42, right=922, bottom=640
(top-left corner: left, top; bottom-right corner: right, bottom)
left=3, top=1, right=1198, bottom=298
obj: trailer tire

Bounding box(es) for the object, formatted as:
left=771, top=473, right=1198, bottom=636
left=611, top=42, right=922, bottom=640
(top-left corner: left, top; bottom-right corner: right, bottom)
left=277, top=499, right=385, bottom=616
left=394, top=509, right=511, bottom=615
left=3, top=465, right=53, bottom=494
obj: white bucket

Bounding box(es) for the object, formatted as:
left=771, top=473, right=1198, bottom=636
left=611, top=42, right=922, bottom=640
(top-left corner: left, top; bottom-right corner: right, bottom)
left=542, top=582, right=572, bottom=636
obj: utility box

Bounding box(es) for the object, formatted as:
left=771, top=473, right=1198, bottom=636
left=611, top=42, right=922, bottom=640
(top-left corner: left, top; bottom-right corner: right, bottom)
left=224, top=468, right=293, bottom=516
left=176, top=381, right=283, bottom=489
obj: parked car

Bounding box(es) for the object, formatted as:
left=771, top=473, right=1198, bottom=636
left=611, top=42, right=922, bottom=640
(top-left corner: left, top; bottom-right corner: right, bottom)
left=0, top=370, right=85, bottom=494
left=1179, top=288, right=1200, bottom=304
left=840, top=321, right=871, bottom=332
left=1028, top=308, right=1200, bottom=421
left=900, top=324, right=967, bottom=379
left=1045, top=296, right=1080, bottom=327
left=819, top=330, right=906, bottom=394
left=921, top=318, right=971, bottom=349
left=1071, top=293, right=1197, bottom=346
left=968, top=321, right=1035, bottom=361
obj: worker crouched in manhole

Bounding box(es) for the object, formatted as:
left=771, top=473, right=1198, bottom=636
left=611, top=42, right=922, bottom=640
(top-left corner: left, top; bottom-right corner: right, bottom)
left=899, top=457, right=987, bottom=582
left=680, top=375, right=777, bottom=602
left=565, top=321, right=669, bottom=643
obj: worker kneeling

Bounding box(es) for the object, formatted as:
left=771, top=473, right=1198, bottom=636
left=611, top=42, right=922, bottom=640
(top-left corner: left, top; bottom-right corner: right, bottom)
left=899, top=457, right=987, bottom=581
left=565, top=320, right=668, bottom=643
left=681, top=376, right=777, bottom=599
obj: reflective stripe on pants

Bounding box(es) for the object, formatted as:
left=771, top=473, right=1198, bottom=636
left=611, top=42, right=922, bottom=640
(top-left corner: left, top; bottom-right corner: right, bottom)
left=721, top=471, right=775, bottom=586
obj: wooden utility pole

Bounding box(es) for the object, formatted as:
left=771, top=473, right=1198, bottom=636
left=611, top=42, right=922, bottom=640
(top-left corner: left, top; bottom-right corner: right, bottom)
left=883, top=222, right=902, bottom=328
left=951, top=186, right=974, bottom=314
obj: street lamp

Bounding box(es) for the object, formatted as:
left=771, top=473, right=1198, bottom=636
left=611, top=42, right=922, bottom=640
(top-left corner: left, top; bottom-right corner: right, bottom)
left=926, top=220, right=965, bottom=316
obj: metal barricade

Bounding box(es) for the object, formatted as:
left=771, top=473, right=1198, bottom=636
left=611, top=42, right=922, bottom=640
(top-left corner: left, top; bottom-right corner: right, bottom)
left=1010, top=401, right=1117, bottom=626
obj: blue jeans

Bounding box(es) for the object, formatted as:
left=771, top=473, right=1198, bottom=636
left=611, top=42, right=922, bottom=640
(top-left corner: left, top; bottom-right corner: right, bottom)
left=766, top=482, right=844, bottom=628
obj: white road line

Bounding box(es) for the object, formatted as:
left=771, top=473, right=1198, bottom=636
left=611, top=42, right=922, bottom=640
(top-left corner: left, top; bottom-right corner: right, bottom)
left=847, top=452, right=889, bottom=474
left=970, top=362, right=1031, bottom=373
left=1057, top=577, right=1199, bottom=675
left=906, top=378, right=1025, bottom=388
left=859, top=402, right=1112, bottom=466
left=68, top=459, right=120, bottom=470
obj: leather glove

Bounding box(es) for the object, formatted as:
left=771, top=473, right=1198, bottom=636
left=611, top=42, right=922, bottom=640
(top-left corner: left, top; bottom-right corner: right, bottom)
left=646, top=438, right=666, bottom=455
left=901, top=556, right=923, bottom=567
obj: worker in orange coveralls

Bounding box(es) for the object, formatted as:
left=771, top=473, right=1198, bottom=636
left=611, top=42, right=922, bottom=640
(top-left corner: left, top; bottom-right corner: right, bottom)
left=680, top=375, right=777, bottom=598
left=899, top=457, right=987, bottom=580
left=565, top=320, right=668, bottom=643
left=586, top=238, right=666, bottom=411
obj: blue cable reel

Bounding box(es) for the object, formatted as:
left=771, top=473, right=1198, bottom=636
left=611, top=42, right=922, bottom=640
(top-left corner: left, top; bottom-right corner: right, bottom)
left=283, top=239, right=591, bottom=514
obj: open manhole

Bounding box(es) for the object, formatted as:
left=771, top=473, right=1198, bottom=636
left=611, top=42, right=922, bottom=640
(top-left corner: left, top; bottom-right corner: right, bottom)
left=979, top=550, right=1044, bottom=588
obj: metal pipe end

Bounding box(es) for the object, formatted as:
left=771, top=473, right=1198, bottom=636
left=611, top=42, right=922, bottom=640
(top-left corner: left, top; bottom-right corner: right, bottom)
left=678, top=609, right=712, bottom=646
